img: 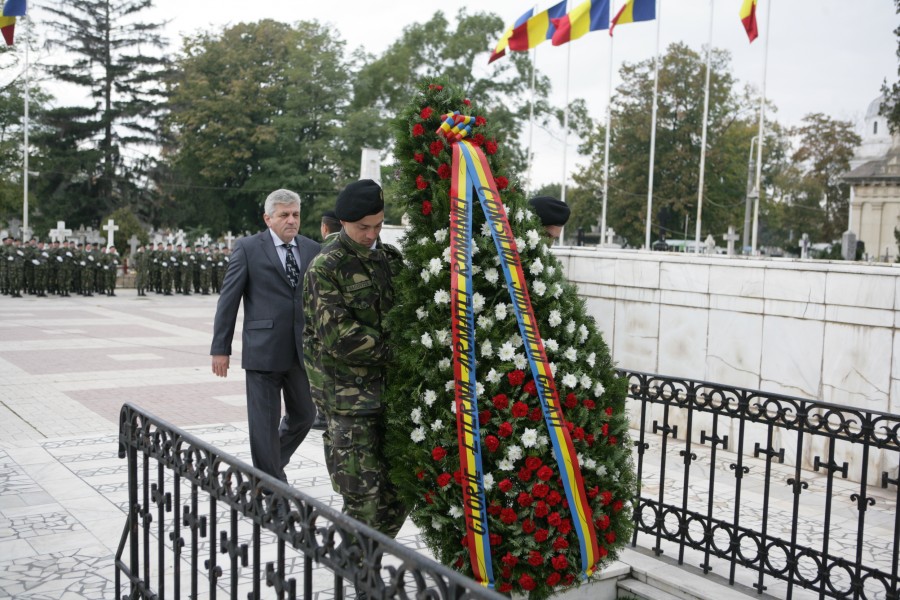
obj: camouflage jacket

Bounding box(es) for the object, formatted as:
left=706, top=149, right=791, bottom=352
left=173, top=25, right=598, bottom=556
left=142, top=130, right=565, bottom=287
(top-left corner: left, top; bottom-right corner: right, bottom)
left=303, top=230, right=403, bottom=416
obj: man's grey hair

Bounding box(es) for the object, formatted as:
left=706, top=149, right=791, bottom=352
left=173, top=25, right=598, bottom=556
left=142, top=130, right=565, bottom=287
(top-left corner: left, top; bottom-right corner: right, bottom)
left=264, top=189, right=301, bottom=216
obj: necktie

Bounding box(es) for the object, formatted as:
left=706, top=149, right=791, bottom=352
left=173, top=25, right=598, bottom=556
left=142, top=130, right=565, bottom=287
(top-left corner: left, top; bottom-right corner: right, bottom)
left=282, top=243, right=300, bottom=288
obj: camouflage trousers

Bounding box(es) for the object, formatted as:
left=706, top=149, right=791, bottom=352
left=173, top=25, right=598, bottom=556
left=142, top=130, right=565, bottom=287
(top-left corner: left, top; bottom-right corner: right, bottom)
left=322, top=413, right=408, bottom=539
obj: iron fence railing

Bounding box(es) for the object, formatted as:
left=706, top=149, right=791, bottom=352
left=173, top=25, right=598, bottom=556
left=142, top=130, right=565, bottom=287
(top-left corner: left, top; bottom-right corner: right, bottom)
left=619, top=369, right=900, bottom=600
left=115, top=402, right=505, bottom=600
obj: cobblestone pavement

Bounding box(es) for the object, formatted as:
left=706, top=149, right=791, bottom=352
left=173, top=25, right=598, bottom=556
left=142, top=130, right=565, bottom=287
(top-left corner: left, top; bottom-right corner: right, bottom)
left=0, top=293, right=896, bottom=599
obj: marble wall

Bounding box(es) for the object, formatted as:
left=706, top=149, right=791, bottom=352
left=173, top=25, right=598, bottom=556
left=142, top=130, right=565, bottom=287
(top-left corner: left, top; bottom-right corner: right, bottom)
left=555, top=247, right=900, bottom=482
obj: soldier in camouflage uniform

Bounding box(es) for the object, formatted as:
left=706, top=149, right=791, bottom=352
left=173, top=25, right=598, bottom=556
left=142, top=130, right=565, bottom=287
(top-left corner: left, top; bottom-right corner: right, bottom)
left=0, top=236, right=12, bottom=295
left=7, top=239, right=25, bottom=297
left=58, top=241, right=75, bottom=297
left=303, top=179, right=408, bottom=539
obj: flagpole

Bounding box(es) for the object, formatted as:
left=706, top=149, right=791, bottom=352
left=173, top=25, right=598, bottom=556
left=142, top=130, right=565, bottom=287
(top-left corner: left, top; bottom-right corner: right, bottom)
left=22, top=11, right=29, bottom=240
left=694, top=0, right=714, bottom=253
left=559, top=40, right=571, bottom=246
left=644, top=0, right=662, bottom=250
left=751, top=0, right=772, bottom=254
left=526, top=45, right=537, bottom=189
left=600, top=22, right=614, bottom=247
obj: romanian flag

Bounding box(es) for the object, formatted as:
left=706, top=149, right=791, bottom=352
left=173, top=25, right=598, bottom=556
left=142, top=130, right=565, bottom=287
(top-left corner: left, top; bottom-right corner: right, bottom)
left=0, top=16, right=14, bottom=46
left=551, top=0, right=610, bottom=47
left=610, top=0, right=656, bottom=36
left=489, top=1, right=568, bottom=63
left=740, top=0, right=758, bottom=43
left=2, top=0, right=26, bottom=17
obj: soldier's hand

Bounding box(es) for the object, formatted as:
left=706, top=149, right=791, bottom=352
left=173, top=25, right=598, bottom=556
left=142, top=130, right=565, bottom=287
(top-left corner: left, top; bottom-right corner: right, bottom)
left=211, top=355, right=230, bottom=378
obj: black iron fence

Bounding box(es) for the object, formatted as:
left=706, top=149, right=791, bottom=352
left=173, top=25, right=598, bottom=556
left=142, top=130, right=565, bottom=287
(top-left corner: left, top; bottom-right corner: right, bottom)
left=620, top=369, right=900, bottom=600
left=115, top=403, right=506, bottom=600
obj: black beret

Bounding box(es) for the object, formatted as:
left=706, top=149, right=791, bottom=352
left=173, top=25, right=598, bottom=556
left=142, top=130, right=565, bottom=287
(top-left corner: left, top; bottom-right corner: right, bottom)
left=335, top=179, right=384, bottom=222
left=528, top=196, right=570, bottom=227
left=321, top=209, right=338, bottom=220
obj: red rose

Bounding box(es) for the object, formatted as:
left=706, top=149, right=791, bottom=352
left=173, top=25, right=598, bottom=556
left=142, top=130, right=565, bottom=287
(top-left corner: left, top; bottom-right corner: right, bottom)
left=496, top=176, right=509, bottom=190
left=479, top=409, right=491, bottom=425
left=531, top=483, right=549, bottom=498
left=420, top=106, right=433, bottom=120
left=416, top=470, right=424, bottom=480
left=529, top=407, right=543, bottom=422
left=517, top=492, right=533, bottom=508
left=546, top=491, right=562, bottom=506
left=606, top=407, right=613, bottom=416
left=600, top=491, right=613, bottom=506
left=437, top=163, right=451, bottom=180
left=595, top=514, right=610, bottom=530
left=546, top=572, right=561, bottom=586
left=583, top=399, right=596, bottom=409
left=534, top=501, right=549, bottom=518
left=598, top=546, right=608, bottom=558
left=511, top=401, right=529, bottom=418
left=613, top=500, right=624, bottom=512
left=412, top=123, right=424, bottom=136
left=498, top=422, right=513, bottom=438
left=486, top=140, right=498, bottom=154
left=498, top=583, right=512, bottom=593
left=472, top=133, right=485, bottom=146
left=485, top=435, right=500, bottom=452
left=602, top=423, right=609, bottom=436
left=587, top=485, right=599, bottom=499
left=565, top=393, right=578, bottom=409
left=501, top=552, right=519, bottom=567
left=500, top=507, right=518, bottom=525
left=421, top=200, right=432, bottom=216
left=436, top=473, right=451, bottom=487
left=432, top=447, right=447, bottom=461
left=517, top=467, right=533, bottom=482
left=525, top=456, right=542, bottom=470
left=475, top=116, right=486, bottom=126
left=507, top=370, right=525, bottom=386
left=521, top=518, right=535, bottom=533
left=489, top=533, right=502, bottom=546
left=518, top=574, right=536, bottom=591
left=573, top=427, right=585, bottom=441
left=413, top=153, right=424, bottom=163
left=527, top=550, right=543, bottom=567
left=606, top=532, right=617, bottom=544
left=586, top=434, right=595, bottom=446
left=428, top=84, right=443, bottom=91
left=429, top=140, right=444, bottom=156
left=547, top=512, right=562, bottom=527
left=553, top=536, right=569, bottom=550
left=537, top=466, right=554, bottom=481
left=492, top=393, right=509, bottom=410
left=425, top=492, right=433, bottom=504
left=534, top=528, right=549, bottom=542
left=463, top=98, right=471, bottom=106
left=415, top=175, right=427, bottom=190
left=563, top=573, right=575, bottom=586
left=498, top=478, right=513, bottom=493
left=558, top=519, right=572, bottom=535
left=551, top=554, right=568, bottom=571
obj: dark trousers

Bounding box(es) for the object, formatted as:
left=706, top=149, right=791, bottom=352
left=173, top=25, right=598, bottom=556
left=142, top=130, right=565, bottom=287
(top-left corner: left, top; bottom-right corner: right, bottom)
left=245, top=363, right=316, bottom=483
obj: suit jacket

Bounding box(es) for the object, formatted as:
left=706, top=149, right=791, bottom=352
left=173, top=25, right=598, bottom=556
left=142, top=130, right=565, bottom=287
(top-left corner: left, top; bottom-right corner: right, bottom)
left=211, top=230, right=321, bottom=372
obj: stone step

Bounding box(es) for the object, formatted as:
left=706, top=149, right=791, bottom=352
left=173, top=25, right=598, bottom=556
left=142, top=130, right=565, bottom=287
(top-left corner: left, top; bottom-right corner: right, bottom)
left=618, top=578, right=684, bottom=600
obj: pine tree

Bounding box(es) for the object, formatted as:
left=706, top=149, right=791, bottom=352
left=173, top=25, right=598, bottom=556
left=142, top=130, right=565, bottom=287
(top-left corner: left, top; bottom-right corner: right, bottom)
left=383, top=83, right=636, bottom=599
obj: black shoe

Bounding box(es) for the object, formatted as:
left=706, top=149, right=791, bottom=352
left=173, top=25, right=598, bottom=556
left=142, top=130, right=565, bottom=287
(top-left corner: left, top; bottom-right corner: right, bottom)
left=312, top=415, right=327, bottom=430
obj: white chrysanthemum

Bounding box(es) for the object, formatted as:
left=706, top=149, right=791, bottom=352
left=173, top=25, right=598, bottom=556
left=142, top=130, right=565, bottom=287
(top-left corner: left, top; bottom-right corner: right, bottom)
left=566, top=320, right=577, bottom=334
left=533, top=281, right=547, bottom=296
left=483, top=474, right=495, bottom=491
left=549, top=310, right=562, bottom=327
left=434, top=228, right=449, bottom=243
left=521, top=428, right=538, bottom=448
left=529, top=257, right=544, bottom=276
left=485, top=368, right=501, bottom=383
left=546, top=265, right=556, bottom=277
left=445, top=380, right=455, bottom=391
left=594, top=382, right=606, bottom=397
left=564, top=347, right=577, bottom=362
left=472, top=292, right=485, bottom=313
left=419, top=269, right=431, bottom=283
left=525, top=208, right=534, bottom=221
left=493, top=255, right=501, bottom=266
left=515, top=208, right=526, bottom=223
left=476, top=381, right=484, bottom=397
left=506, top=445, right=523, bottom=462
left=513, top=353, right=527, bottom=370
left=562, top=373, right=578, bottom=388
left=484, top=268, right=499, bottom=284
left=450, top=400, right=457, bottom=414
left=477, top=315, right=493, bottom=330
left=420, top=332, right=433, bottom=349
left=580, top=375, right=592, bottom=389
left=471, top=264, right=482, bottom=275
left=544, top=339, right=558, bottom=353
left=587, top=352, right=596, bottom=368
left=428, top=257, right=443, bottom=275
left=481, top=340, right=493, bottom=358
left=434, top=290, right=450, bottom=304
left=494, top=303, right=509, bottom=320
left=509, top=333, right=523, bottom=348
left=471, top=243, right=479, bottom=256
left=411, top=427, right=426, bottom=443
left=417, top=236, right=430, bottom=246
left=442, top=246, right=452, bottom=263
left=515, top=237, right=526, bottom=251
left=537, top=435, right=549, bottom=447
left=596, top=464, right=608, bottom=476
left=423, top=390, right=437, bottom=406
left=411, top=407, right=422, bottom=424
left=416, top=306, right=428, bottom=320
left=431, top=419, right=443, bottom=431
left=552, top=283, right=563, bottom=298
left=438, top=357, right=451, bottom=371
left=526, top=229, right=541, bottom=249
left=497, top=458, right=514, bottom=471
left=549, top=362, right=558, bottom=376
left=579, top=324, right=589, bottom=343
left=583, top=457, right=597, bottom=470
left=481, top=222, right=492, bottom=237
left=449, top=505, right=464, bottom=518
left=434, top=329, right=450, bottom=346
left=498, top=342, right=515, bottom=361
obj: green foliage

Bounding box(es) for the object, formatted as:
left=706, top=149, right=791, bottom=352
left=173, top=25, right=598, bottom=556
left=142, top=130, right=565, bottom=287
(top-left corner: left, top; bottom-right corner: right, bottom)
left=383, top=82, right=635, bottom=599
left=880, top=0, right=900, bottom=133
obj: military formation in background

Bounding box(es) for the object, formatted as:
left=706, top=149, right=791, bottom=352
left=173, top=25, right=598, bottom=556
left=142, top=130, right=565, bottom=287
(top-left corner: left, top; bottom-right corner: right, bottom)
left=132, top=243, right=231, bottom=297
left=1, top=237, right=121, bottom=298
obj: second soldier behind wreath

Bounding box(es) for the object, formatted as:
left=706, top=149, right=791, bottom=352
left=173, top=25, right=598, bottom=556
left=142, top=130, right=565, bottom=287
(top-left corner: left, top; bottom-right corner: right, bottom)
left=302, top=179, right=409, bottom=539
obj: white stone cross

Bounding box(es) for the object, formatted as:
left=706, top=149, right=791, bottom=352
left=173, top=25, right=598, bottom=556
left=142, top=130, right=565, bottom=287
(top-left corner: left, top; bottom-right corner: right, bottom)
left=199, top=233, right=212, bottom=248
left=605, top=227, right=616, bottom=245
left=128, top=234, right=140, bottom=256
left=166, top=232, right=175, bottom=245
left=8, top=218, right=21, bottom=238
left=175, top=229, right=186, bottom=246
left=704, top=234, right=716, bottom=254
left=722, top=226, right=739, bottom=256
left=103, top=219, right=119, bottom=248
left=224, top=231, right=235, bottom=250
left=49, top=221, right=72, bottom=243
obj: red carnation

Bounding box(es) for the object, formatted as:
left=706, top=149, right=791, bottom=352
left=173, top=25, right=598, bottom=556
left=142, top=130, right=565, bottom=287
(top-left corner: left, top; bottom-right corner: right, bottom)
left=500, top=507, right=518, bottom=525
left=534, top=501, right=549, bottom=518
left=498, top=582, right=512, bottom=593
left=527, top=551, right=543, bottom=567
left=547, top=512, right=562, bottom=527
left=429, top=140, right=444, bottom=156
left=421, top=200, right=432, bottom=216
left=595, top=514, right=610, bottom=530
left=587, top=485, right=599, bottom=499
left=525, top=456, right=542, bottom=470
left=437, top=163, right=451, bottom=180
left=425, top=492, right=433, bottom=504
left=485, top=435, right=500, bottom=452
left=475, top=116, right=486, bottom=127
left=472, top=133, right=485, bottom=146
left=563, top=573, right=576, bottom=586
left=546, top=572, right=561, bottom=587
left=498, top=478, right=513, bottom=493
left=600, top=491, right=613, bottom=506
left=573, top=427, right=585, bottom=441
left=537, top=466, right=554, bottom=481
left=521, top=518, right=536, bottom=533
left=546, top=491, right=562, bottom=506
left=479, top=410, right=491, bottom=425
left=558, top=520, right=572, bottom=535
left=416, top=470, right=425, bottom=480
left=551, top=554, right=568, bottom=571
left=609, top=435, right=618, bottom=446
left=463, top=98, right=471, bottom=106
left=598, top=546, right=608, bottom=558
left=553, top=536, right=569, bottom=550
left=523, top=380, right=538, bottom=396
left=412, top=123, right=424, bottom=136
left=606, top=407, right=614, bottom=416
left=507, top=370, right=525, bottom=386
left=517, top=467, right=533, bottom=482
left=436, top=473, right=451, bottom=487
left=428, top=84, right=443, bottom=91
left=531, top=483, right=549, bottom=498
left=583, top=399, right=596, bottom=409
left=602, top=423, right=609, bottom=436
left=415, top=175, right=427, bottom=190
left=413, top=153, right=424, bottom=163
left=518, top=574, right=536, bottom=591
left=420, top=106, right=433, bottom=120
left=517, top=492, right=533, bottom=508
left=454, top=470, right=462, bottom=484
left=586, top=434, right=595, bottom=446
left=498, top=422, right=513, bottom=438
left=501, top=552, right=519, bottom=567
left=487, top=503, right=502, bottom=516
left=534, top=528, right=549, bottom=543
left=565, top=393, right=578, bottom=409
left=613, top=500, right=624, bottom=512
left=496, top=176, right=509, bottom=190
left=432, top=447, right=447, bottom=461
left=489, top=533, right=502, bottom=546
left=511, top=401, right=529, bottom=418
left=492, top=393, right=509, bottom=410
left=529, top=407, right=543, bottom=422
left=606, top=531, right=617, bottom=544
left=485, top=139, right=498, bottom=154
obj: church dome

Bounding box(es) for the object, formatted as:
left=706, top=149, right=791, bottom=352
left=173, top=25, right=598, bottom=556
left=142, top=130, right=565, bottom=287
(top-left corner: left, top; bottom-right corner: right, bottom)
left=851, top=94, right=894, bottom=170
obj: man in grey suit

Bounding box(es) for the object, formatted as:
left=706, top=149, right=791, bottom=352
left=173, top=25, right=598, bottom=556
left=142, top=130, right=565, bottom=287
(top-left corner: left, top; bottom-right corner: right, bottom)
left=211, top=189, right=321, bottom=484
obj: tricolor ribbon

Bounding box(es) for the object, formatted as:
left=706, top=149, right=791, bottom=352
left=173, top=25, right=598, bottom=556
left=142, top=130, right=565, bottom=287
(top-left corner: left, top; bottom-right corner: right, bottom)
left=447, top=136, right=600, bottom=582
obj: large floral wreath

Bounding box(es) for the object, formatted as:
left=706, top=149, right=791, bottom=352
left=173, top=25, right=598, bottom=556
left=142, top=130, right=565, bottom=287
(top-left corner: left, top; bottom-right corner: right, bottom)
left=382, top=82, right=635, bottom=599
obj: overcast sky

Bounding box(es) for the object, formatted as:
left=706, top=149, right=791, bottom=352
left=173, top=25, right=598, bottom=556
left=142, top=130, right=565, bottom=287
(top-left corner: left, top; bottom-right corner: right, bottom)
left=26, top=0, right=900, bottom=188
